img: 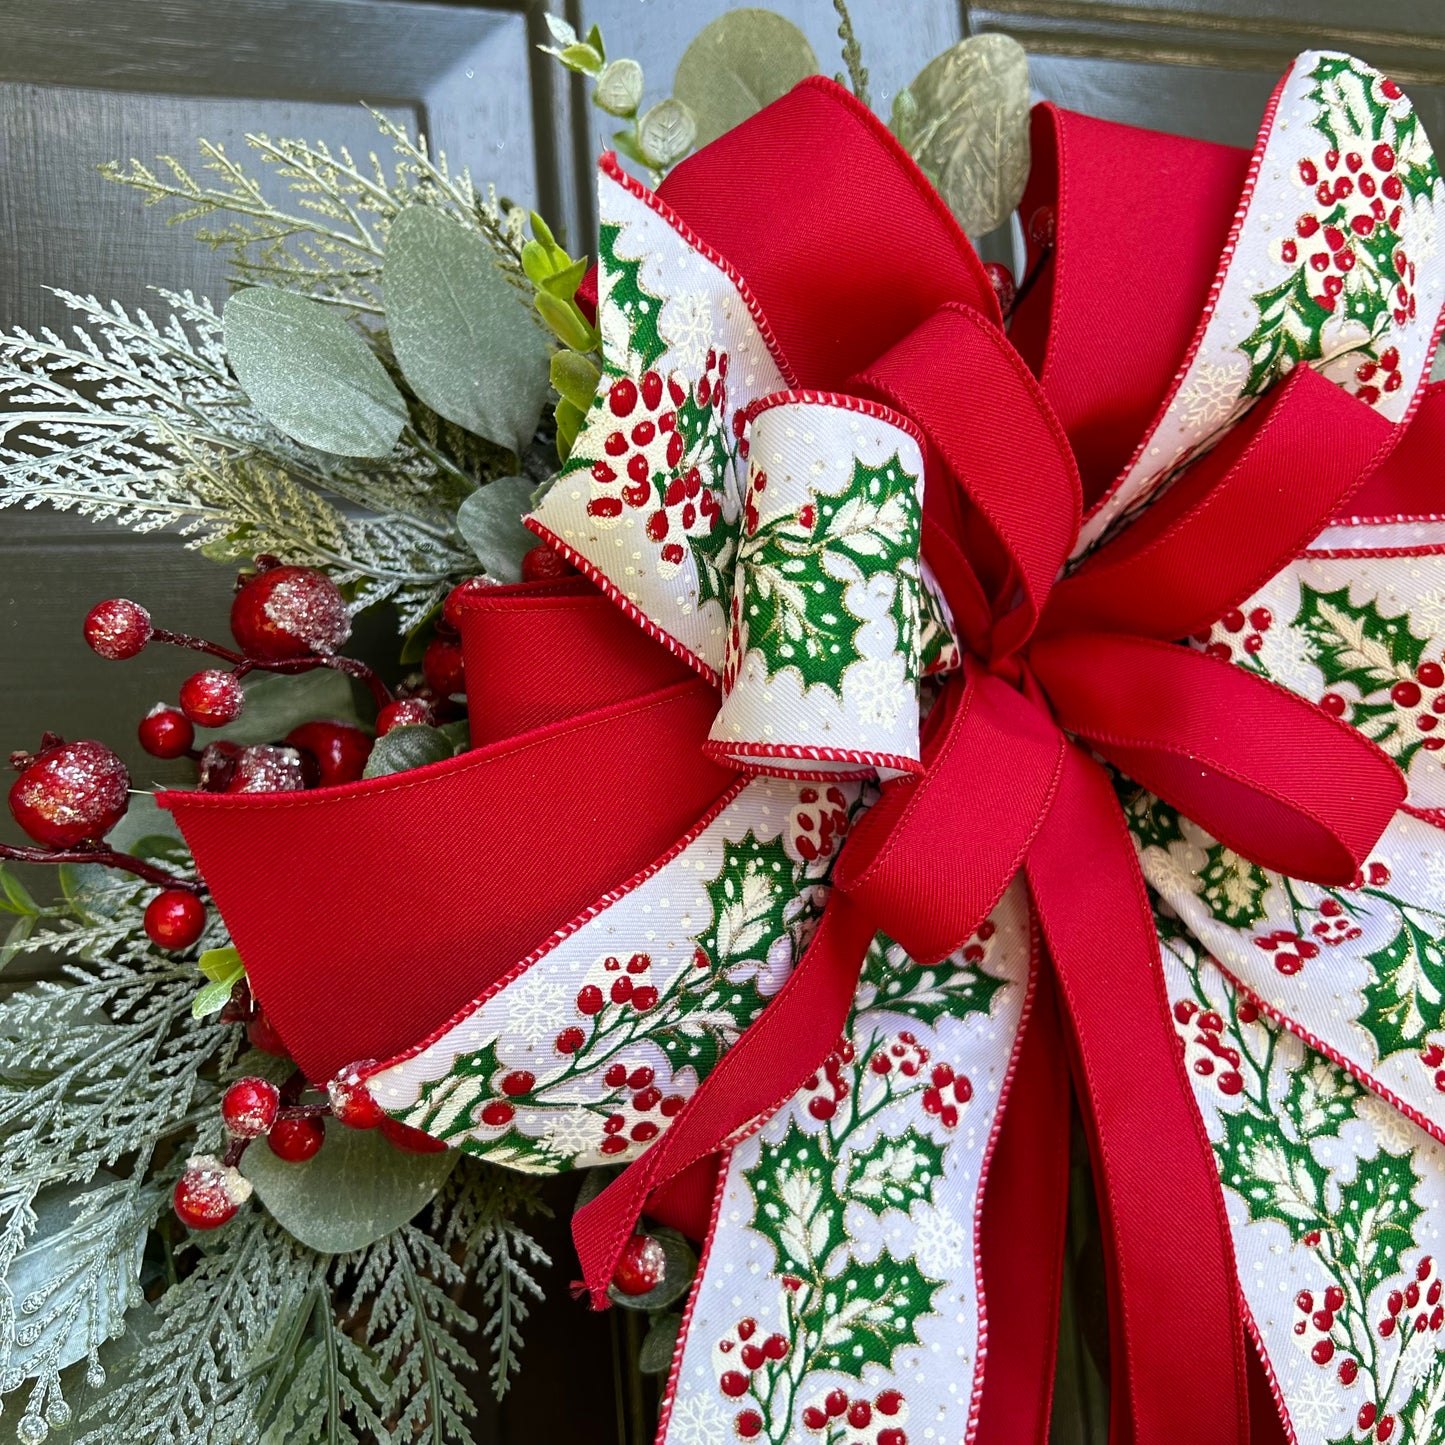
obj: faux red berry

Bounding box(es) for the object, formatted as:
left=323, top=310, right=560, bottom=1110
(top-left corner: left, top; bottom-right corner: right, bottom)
left=143, top=890, right=207, bottom=950
left=521, top=545, right=576, bottom=583
left=230, top=561, right=350, bottom=661
left=825, top=1390, right=848, bottom=1417
left=612, top=1233, right=666, bottom=1296
left=267, top=1114, right=325, bottom=1162
left=500, top=1070, right=534, bottom=1097
left=423, top=635, right=466, bottom=700
left=284, top=721, right=373, bottom=787
left=983, top=261, right=1016, bottom=315
left=848, top=1401, right=872, bottom=1428
left=376, top=697, right=433, bottom=735
left=246, top=1011, right=289, bottom=1056
left=221, top=1076, right=280, bottom=1137
left=83, top=598, right=152, bottom=659
left=173, top=1155, right=251, bottom=1229
left=479, top=1100, right=515, bottom=1127
left=1338, top=1356, right=1358, bottom=1385
left=328, top=1061, right=386, bottom=1128
left=442, top=576, right=492, bottom=629
left=1418, top=661, right=1444, bottom=689
left=225, top=745, right=307, bottom=794
left=138, top=703, right=195, bottom=760
left=198, top=740, right=244, bottom=792
left=8, top=738, right=130, bottom=847
left=735, top=1412, right=763, bottom=1439
left=379, top=1116, right=448, bottom=1153
left=180, top=670, right=245, bottom=728
left=1029, top=205, right=1056, bottom=248
left=577, top=984, right=604, bottom=1015
left=1359, top=1403, right=1378, bottom=1430
left=556, top=1026, right=586, bottom=1054
left=1320, top=692, right=1347, bottom=717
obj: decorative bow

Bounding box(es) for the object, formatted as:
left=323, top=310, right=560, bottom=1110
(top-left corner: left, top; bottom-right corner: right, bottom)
left=166, top=49, right=1445, bottom=1445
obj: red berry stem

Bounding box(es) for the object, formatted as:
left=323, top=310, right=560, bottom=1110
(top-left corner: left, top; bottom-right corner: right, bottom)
left=233, top=653, right=393, bottom=710
left=150, top=627, right=247, bottom=666
left=275, top=1102, right=331, bottom=1121
left=152, top=628, right=393, bottom=708
left=0, top=839, right=205, bottom=894
left=222, top=1135, right=249, bottom=1169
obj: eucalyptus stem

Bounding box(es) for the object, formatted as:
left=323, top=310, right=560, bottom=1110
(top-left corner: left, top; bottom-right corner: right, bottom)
left=832, top=0, right=871, bottom=107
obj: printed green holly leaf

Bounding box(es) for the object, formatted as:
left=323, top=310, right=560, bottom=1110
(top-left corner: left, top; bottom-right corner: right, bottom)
left=702, top=836, right=794, bottom=973
left=841, top=1127, right=946, bottom=1218
left=746, top=1118, right=847, bottom=1278
left=405, top=1038, right=501, bottom=1141
left=813, top=1248, right=942, bottom=1379
left=1394, top=111, right=1444, bottom=202
left=1296, top=584, right=1431, bottom=766
left=600, top=219, right=667, bottom=374
left=1239, top=267, right=1336, bottom=397
left=1199, top=844, right=1273, bottom=929
left=1215, top=1106, right=1329, bottom=1240
left=739, top=452, right=921, bottom=697
left=671, top=387, right=737, bottom=606
left=1359, top=913, right=1445, bottom=1063
left=917, top=580, right=957, bottom=673
left=1279, top=1055, right=1366, bottom=1141
left=1395, top=1351, right=1445, bottom=1444
left=861, top=938, right=1005, bottom=1026
left=1121, top=788, right=1186, bottom=852
left=1335, top=1145, right=1424, bottom=1297
left=1305, top=53, right=1385, bottom=156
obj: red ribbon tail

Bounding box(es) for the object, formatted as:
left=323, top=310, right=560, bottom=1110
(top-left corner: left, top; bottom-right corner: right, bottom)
left=1027, top=745, right=1250, bottom=1445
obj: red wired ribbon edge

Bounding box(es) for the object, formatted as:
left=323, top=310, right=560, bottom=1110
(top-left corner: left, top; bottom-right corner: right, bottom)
left=160, top=71, right=1435, bottom=1445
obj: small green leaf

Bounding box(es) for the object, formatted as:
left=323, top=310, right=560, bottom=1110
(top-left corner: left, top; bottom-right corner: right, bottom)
left=241, top=1124, right=456, bottom=1253
left=638, top=1313, right=682, bottom=1374
left=551, top=350, right=601, bottom=412
left=198, top=945, right=244, bottom=984
left=385, top=205, right=552, bottom=456
left=534, top=289, right=598, bottom=352
left=538, top=254, right=591, bottom=302
left=211, top=668, right=363, bottom=746
left=636, top=98, right=698, bottom=169
left=223, top=288, right=407, bottom=458
left=558, top=42, right=604, bottom=75
left=362, top=724, right=454, bottom=779
left=595, top=58, right=644, bottom=118
left=192, top=976, right=237, bottom=1019
left=0, top=913, right=36, bottom=970
left=900, top=33, right=1031, bottom=234
left=542, top=13, right=578, bottom=49
left=0, top=864, right=39, bottom=916
left=456, top=475, right=537, bottom=583
left=673, top=10, right=819, bottom=149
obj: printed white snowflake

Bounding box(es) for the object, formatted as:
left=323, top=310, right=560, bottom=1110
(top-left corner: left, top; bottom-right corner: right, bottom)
left=666, top=1388, right=731, bottom=1445
left=1255, top=610, right=1320, bottom=697
left=540, top=1107, right=609, bottom=1165
left=913, top=1204, right=970, bottom=1274
left=1423, top=847, right=1445, bottom=899
left=1358, top=1093, right=1417, bottom=1153
left=1287, top=1369, right=1344, bottom=1433
left=663, top=290, right=716, bottom=373
left=848, top=652, right=908, bottom=729
left=499, top=974, right=569, bottom=1040
left=1176, top=358, right=1248, bottom=432
left=1412, top=586, right=1445, bottom=639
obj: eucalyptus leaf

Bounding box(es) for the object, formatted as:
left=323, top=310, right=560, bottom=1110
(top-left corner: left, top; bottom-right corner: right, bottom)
left=223, top=288, right=407, bottom=458
left=102, top=792, right=183, bottom=852
left=899, top=33, right=1031, bottom=236
left=636, top=98, right=698, bottom=169
left=438, top=720, right=472, bottom=754
left=384, top=206, right=551, bottom=456
left=673, top=10, right=819, bottom=148
left=551, top=349, right=601, bottom=412
left=362, top=724, right=453, bottom=779
left=211, top=669, right=363, bottom=746
left=2, top=1180, right=145, bottom=1378
left=1, top=914, right=35, bottom=970
left=241, top=1124, right=455, bottom=1254
left=455, top=476, right=537, bottom=583
left=638, top=1312, right=682, bottom=1374
left=595, top=58, right=644, bottom=118
left=0, top=865, right=39, bottom=916
left=59, top=861, right=139, bottom=924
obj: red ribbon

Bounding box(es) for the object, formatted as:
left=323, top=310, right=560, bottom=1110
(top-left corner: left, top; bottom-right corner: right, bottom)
left=163, top=77, right=1418, bottom=1444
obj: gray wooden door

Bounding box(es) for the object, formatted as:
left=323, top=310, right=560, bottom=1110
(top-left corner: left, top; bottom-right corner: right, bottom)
left=2, top=2, right=1441, bottom=1439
